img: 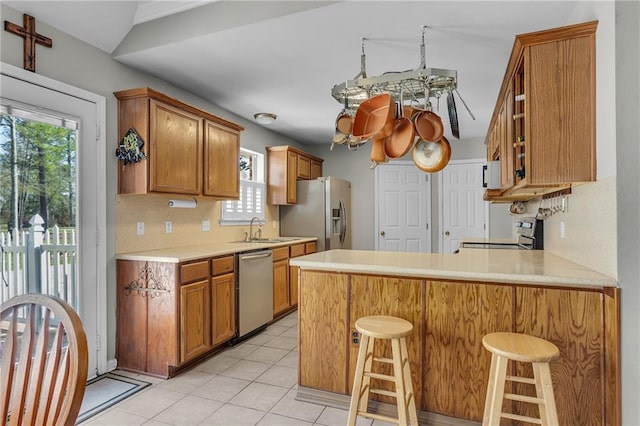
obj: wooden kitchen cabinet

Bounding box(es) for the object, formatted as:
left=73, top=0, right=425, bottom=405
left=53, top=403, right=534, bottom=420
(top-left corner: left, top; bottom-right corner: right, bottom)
left=211, top=255, right=236, bottom=346
left=203, top=120, right=240, bottom=198
left=180, top=279, right=211, bottom=363
left=289, top=242, right=316, bottom=310
left=484, top=21, right=597, bottom=202
left=272, top=246, right=290, bottom=317
left=117, top=254, right=237, bottom=378
left=266, top=145, right=324, bottom=205
left=114, top=87, right=243, bottom=197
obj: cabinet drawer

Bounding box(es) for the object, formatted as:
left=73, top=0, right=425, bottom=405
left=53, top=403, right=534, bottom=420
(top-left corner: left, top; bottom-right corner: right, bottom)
left=290, top=243, right=306, bottom=258
left=181, top=260, right=209, bottom=284
left=305, top=242, right=317, bottom=254
left=212, top=256, right=234, bottom=276
left=272, top=246, right=290, bottom=262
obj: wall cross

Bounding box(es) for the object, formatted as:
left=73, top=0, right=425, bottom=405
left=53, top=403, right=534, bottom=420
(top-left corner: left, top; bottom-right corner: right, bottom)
left=4, top=14, right=52, bottom=72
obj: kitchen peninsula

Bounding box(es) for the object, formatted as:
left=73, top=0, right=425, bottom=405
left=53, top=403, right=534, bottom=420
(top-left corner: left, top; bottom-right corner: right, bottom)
left=291, top=249, right=619, bottom=425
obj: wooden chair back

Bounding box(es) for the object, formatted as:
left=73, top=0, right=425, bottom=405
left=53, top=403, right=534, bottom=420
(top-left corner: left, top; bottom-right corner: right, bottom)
left=1, top=293, right=88, bottom=426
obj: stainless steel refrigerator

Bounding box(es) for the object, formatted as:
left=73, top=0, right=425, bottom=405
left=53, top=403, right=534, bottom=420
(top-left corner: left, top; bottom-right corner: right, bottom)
left=280, top=176, right=351, bottom=251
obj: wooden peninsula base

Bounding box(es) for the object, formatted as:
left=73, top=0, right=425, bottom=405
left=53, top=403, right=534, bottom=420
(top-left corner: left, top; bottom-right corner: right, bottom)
left=292, top=250, right=619, bottom=425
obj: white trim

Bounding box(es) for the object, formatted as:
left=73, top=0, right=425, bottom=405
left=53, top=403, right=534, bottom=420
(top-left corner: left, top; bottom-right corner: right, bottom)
left=437, top=158, right=489, bottom=253
left=1, top=62, right=108, bottom=376
left=374, top=161, right=432, bottom=253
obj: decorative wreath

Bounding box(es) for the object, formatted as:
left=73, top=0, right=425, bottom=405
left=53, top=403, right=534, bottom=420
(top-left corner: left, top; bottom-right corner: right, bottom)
left=116, top=128, right=147, bottom=166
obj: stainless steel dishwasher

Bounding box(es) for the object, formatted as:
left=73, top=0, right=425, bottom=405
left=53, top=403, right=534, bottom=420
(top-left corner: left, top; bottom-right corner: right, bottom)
left=236, top=249, right=273, bottom=340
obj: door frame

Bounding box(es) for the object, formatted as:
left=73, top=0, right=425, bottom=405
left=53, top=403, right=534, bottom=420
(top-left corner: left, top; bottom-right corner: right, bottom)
left=437, top=158, right=489, bottom=253
left=1, top=62, right=108, bottom=375
left=374, top=161, right=432, bottom=252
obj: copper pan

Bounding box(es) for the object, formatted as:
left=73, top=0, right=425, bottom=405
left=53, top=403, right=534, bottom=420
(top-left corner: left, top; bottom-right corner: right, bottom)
left=352, top=93, right=395, bottom=140
left=385, top=103, right=416, bottom=159
left=412, top=136, right=451, bottom=173
left=413, top=110, right=444, bottom=142
left=332, top=112, right=353, bottom=144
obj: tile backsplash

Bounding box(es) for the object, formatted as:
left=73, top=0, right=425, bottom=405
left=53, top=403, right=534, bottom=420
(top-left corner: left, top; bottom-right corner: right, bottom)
left=116, top=193, right=279, bottom=253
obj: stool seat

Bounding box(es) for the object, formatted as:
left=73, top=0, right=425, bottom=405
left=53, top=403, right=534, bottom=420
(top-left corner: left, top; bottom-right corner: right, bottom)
left=482, top=332, right=560, bottom=426
left=483, top=332, right=560, bottom=363
left=355, top=315, right=413, bottom=339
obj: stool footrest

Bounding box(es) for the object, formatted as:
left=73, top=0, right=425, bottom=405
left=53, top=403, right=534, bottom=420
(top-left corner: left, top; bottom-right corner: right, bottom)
left=373, top=356, right=393, bottom=364
left=501, top=412, right=543, bottom=424
left=364, top=372, right=395, bottom=382
left=504, top=392, right=544, bottom=404
left=357, top=410, right=401, bottom=425
left=506, top=375, right=536, bottom=385
left=370, top=388, right=398, bottom=398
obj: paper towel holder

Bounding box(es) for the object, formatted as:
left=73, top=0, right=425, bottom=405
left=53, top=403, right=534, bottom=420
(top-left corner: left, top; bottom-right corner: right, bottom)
left=168, top=198, right=197, bottom=208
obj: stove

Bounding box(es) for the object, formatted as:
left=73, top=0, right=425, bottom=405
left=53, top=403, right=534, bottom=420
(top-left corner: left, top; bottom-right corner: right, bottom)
left=460, top=217, right=544, bottom=250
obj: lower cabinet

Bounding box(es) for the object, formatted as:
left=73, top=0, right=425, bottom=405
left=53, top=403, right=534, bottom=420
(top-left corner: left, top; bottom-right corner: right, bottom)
left=180, top=279, right=211, bottom=363
left=298, top=271, right=620, bottom=425
left=274, top=242, right=317, bottom=318
left=117, top=254, right=236, bottom=378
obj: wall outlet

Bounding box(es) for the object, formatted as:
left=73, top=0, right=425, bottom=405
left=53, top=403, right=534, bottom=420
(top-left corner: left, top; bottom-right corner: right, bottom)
left=202, top=220, right=210, bottom=232
left=560, top=221, right=565, bottom=239
left=165, top=221, right=172, bottom=234
left=136, top=222, right=144, bottom=236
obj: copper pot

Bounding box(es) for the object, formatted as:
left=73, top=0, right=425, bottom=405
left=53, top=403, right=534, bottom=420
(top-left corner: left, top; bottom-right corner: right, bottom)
left=332, top=112, right=353, bottom=144
left=370, top=136, right=387, bottom=163
left=352, top=93, right=395, bottom=140
left=413, top=110, right=444, bottom=142
left=412, top=136, right=451, bottom=173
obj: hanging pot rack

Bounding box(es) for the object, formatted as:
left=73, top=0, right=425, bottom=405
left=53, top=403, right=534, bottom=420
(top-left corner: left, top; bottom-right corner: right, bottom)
left=331, top=26, right=461, bottom=110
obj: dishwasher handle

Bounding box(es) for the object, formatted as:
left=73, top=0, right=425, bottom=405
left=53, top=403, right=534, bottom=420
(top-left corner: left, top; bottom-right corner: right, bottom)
left=239, top=251, right=272, bottom=261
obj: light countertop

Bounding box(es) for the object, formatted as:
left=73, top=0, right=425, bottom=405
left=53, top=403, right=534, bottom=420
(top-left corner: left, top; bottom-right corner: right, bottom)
left=289, top=249, right=617, bottom=289
left=115, top=237, right=317, bottom=263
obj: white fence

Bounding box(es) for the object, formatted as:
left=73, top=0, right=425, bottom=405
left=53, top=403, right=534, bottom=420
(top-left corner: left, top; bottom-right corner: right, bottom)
left=0, top=214, right=77, bottom=307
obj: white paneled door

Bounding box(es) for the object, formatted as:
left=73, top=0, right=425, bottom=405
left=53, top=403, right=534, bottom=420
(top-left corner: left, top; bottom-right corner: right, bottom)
left=439, top=160, right=488, bottom=253
left=375, top=163, right=431, bottom=253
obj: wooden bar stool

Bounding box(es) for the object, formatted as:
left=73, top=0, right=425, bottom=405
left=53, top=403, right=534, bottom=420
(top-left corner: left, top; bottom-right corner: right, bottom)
left=347, top=315, right=418, bottom=426
left=482, top=332, right=560, bottom=426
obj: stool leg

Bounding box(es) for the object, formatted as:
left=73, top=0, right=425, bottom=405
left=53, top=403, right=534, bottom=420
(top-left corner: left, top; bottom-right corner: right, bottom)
left=360, top=335, right=375, bottom=414
left=483, top=354, right=508, bottom=426
left=533, top=362, right=559, bottom=426
left=348, top=334, right=370, bottom=426
left=400, top=337, right=419, bottom=425
left=391, top=338, right=409, bottom=426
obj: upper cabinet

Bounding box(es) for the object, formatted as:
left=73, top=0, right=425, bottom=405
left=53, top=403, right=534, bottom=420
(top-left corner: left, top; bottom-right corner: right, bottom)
left=266, top=145, right=324, bottom=205
left=485, top=21, right=597, bottom=202
left=115, top=88, right=243, bottom=198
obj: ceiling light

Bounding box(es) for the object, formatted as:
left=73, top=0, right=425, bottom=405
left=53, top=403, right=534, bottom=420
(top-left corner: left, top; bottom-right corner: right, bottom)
left=253, top=112, right=277, bottom=125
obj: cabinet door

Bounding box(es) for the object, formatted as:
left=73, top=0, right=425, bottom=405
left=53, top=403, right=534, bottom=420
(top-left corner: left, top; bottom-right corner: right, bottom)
left=286, top=150, right=297, bottom=204
left=299, top=270, right=348, bottom=393
left=297, top=154, right=311, bottom=179
left=500, top=85, right=515, bottom=190
left=273, top=258, right=290, bottom=316
left=310, top=159, right=323, bottom=179
left=515, top=287, right=603, bottom=425
left=289, top=264, right=298, bottom=309
left=149, top=99, right=202, bottom=194
left=203, top=120, right=240, bottom=198
left=180, top=279, right=211, bottom=362
left=212, top=272, right=236, bottom=346
left=424, top=281, right=512, bottom=420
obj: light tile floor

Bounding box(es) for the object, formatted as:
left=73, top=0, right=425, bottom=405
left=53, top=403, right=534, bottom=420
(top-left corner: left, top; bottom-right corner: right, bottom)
left=81, top=312, right=394, bottom=426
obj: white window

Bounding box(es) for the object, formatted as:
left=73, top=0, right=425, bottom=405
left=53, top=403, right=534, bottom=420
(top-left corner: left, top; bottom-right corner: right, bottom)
left=221, top=148, right=266, bottom=224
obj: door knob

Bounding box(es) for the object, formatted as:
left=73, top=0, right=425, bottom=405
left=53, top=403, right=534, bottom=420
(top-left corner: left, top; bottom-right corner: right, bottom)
left=380, top=231, right=385, bottom=236
left=444, top=231, right=450, bottom=236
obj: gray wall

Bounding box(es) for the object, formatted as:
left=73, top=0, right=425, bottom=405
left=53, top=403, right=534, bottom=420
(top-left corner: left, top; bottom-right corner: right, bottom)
left=0, top=2, right=309, bottom=363
left=616, top=0, right=640, bottom=422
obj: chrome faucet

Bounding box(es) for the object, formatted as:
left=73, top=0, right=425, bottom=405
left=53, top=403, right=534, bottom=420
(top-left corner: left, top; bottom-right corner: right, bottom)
left=249, top=217, right=262, bottom=241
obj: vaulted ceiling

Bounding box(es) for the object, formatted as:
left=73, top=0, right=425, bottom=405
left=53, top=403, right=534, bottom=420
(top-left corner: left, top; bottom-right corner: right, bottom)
left=3, top=1, right=580, bottom=146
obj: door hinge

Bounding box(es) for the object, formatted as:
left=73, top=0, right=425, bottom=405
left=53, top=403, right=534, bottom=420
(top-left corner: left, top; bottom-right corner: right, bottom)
left=96, top=124, right=101, bottom=140
left=426, top=223, right=429, bottom=230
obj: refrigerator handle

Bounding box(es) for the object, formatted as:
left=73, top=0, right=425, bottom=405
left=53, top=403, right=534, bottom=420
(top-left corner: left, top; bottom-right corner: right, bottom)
left=339, top=199, right=347, bottom=246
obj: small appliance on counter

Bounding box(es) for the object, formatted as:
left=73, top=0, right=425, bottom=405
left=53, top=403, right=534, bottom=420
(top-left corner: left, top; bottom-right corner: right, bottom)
left=460, top=217, right=543, bottom=250
left=280, top=176, right=351, bottom=251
